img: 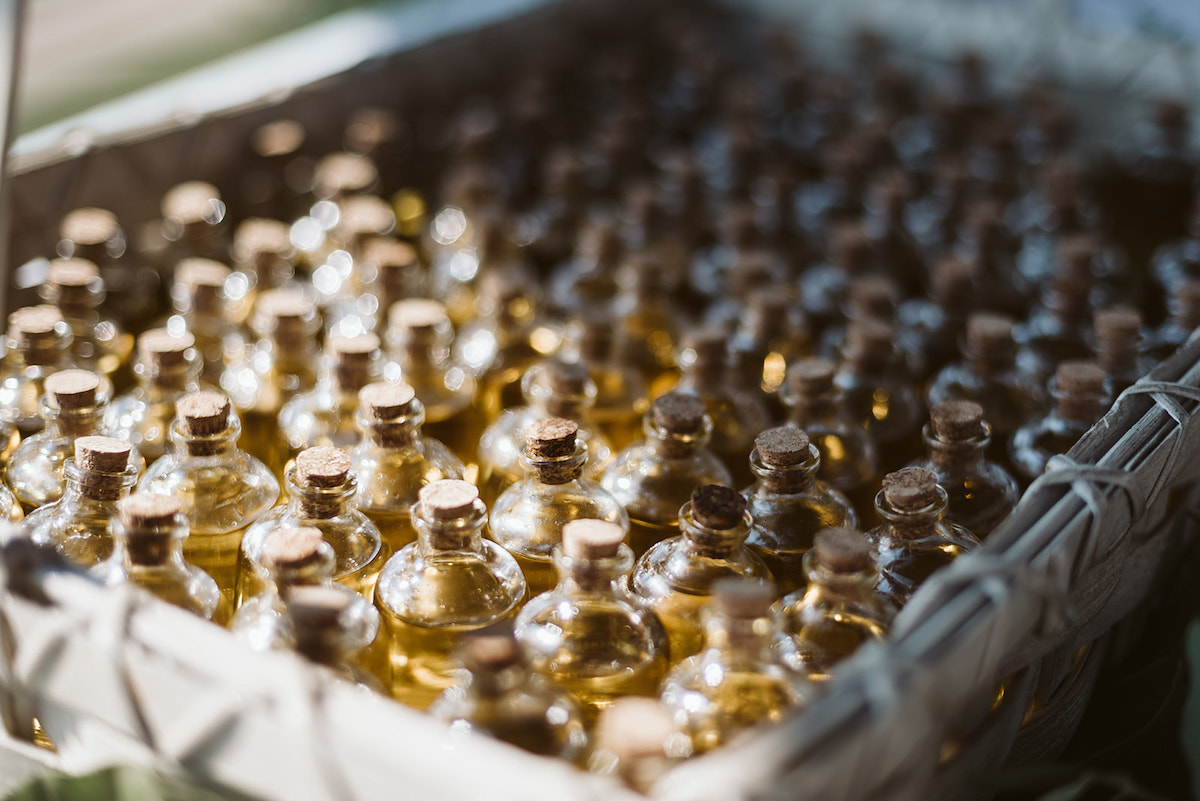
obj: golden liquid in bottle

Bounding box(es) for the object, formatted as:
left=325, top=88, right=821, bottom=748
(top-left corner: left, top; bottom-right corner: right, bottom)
left=476, top=367, right=528, bottom=426
left=0, top=427, right=21, bottom=467
left=363, top=509, right=419, bottom=556
left=236, top=543, right=385, bottom=611
left=423, top=404, right=486, bottom=470
left=645, top=589, right=708, bottom=666
left=628, top=517, right=677, bottom=559
left=685, top=672, right=796, bottom=755
left=239, top=409, right=289, bottom=482
left=790, top=614, right=887, bottom=682
left=184, top=526, right=246, bottom=625
left=513, top=552, right=557, bottom=600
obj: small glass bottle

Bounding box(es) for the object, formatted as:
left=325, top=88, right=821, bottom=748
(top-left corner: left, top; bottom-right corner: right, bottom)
left=22, top=436, right=138, bottom=566
left=659, top=578, right=805, bottom=755
left=0, top=305, right=73, bottom=438
left=515, top=518, right=670, bottom=723
left=159, top=181, right=229, bottom=264
left=106, top=329, right=202, bottom=462
left=282, top=584, right=384, bottom=692
left=912, top=400, right=1019, bottom=538
left=1093, top=307, right=1146, bottom=398
left=139, top=391, right=280, bottom=612
left=375, top=480, right=526, bottom=709
left=351, top=381, right=464, bottom=554
left=895, top=255, right=977, bottom=386
left=92, top=494, right=221, bottom=621
left=7, top=369, right=139, bottom=512
left=225, top=218, right=300, bottom=330
left=1145, top=279, right=1200, bottom=365
left=629, top=485, right=771, bottom=664
left=40, top=258, right=134, bottom=391
left=1013, top=237, right=1097, bottom=381
left=602, top=393, right=732, bottom=557
left=328, top=237, right=424, bottom=339
left=743, top=427, right=857, bottom=595
left=312, top=195, right=397, bottom=310
left=430, top=632, right=589, bottom=764
left=238, top=446, right=385, bottom=604
left=868, top=467, right=980, bottom=607
left=729, top=290, right=812, bottom=418
left=558, top=312, right=649, bottom=451
left=1010, top=361, right=1110, bottom=483
left=167, top=258, right=239, bottom=386
left=58, top=206, right=160, bottom=331
left=776, top=527, right=895, bottom=682
left=589, top=698, right=692, bottom=793
left=548, top=221, right=624, bottom=315
left=613, top=254, right=683, bottom=396
left=491, top=418, right=629, bottom=597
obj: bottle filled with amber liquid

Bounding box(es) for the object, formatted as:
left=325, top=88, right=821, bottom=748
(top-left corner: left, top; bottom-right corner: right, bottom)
left=281, top=584, right=384, bottom=693
left=41, top=259, right=134, bottom=391
left=107, top=329, right=202, bottom=462
left=1010, top=360, right=1109, bottom=483
left=0, top=305, right=74, bottom=438
left=558, top=312, right=649, bottom=451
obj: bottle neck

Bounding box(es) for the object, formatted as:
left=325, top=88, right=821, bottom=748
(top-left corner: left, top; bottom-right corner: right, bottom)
left=785, top=391, right=837, bottom=427
left=42, top=405, right=105, bottom=440
left=293, top=627, right=352, bottom=668
left=62, top=459, right=138, bottom=503
left=678, top=503, right=752, bottom=559
left=750, top=449, right=819, bottom=495
left=272, top=562, right=336, bottom=594
left=137, top=359, right=202, bottom=397
left=170, top=418, right=242, bottom=458
left=286, top=470, right=357, bottom=519
left=468, top=663, right=527, bottom=699
left=644, top=413, right=712, bottom=460
left=875, top=494, right=948, bottom=541
left=553, top=547, right=633, bottom=594
left=923, top=425, right=989, bottom=471
left=520, top=446, right=587, bottom=486
left=704, top=613, right=776, bottom=659
left=801, top=550, right=881, bottom=605
left=414, top=502, right=488, bottom=553
left=357, top=402, right=425, bottom=450
left=121, top=531, right=185, bottom=568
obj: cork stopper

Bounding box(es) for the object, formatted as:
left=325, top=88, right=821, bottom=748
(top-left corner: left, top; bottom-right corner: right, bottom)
left=314, top=152, right=378, bottom=197
left=882, top=467, right=940, bottom=511
left=8, top=305, right=63, bottom=347
left=74, top=436, right=132, bottom=473
left=138, top=328, right=194, bottom=369
left=848, top=276, right=898, bottom=320
left=359, top=381, right=417, bottom=420
left=691, top=485, right=747, bottom=530
left=651, top=393, right=707, bottom=435
left=285, top=585, right=352, bottom=633
left=251, top=119, right=305, bottom=158
left=1057, top=235, right=1097, bottom=282
left=162, top=181, right=223, bottom=225
left=711, top=578, right=774, bottom=620
left=1094, top=307, right=1141, bottom=345
left=931, top=256, right=977, bottom=307
left=1056, top=360, right=1106, bottom=396
left=363, top=237, right=418, bottom=273
left=233, top=218, right=291, bottom=263
left=562, top=519, right=625, bottom=560
left=418, top=479, right=480, bottom=521
left=337, top=195, right=395, bottom=242
left=295, top=447, right=352, bottom=489
left=46, top=369, right=101, bottom=410
left=525, top=418, right=578, bottom=459
left=830, top=223, right=872, bottom=273
left=682, top=329, right=728, bottom=370
left=261, top=526, right=328, bottom=572
left=256, top=288, right=314, bottom=339
left=462, top=633, right=522, bottom=673
left=542, top=360, right=591, bottom=396
left=118, top=494, right=181, bottom=530
left=967, top=312, right=1016, bottom=363
left=813, top=527, right=873, bottom=573
left=60, top=207, right=118, bottom=246
left=47, top=258, right=98, bottom=293
left=595, top=699, right=683, bottom=764
left=844, top=319, right=895, bottom=364
left=788, top=358, right=836, bottom=397
left=329, top=333, right=379, bottom=363
left=930, top=400, right=984, bottom=441
left=755, top=426, right=811, bottom=468
left=388, top=299, right=447, bottom=336
left=177, top=391, right=232, bottom=436
left=175, top=258, right=230, bottom=295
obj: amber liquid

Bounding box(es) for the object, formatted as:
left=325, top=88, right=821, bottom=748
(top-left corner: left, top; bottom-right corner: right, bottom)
left=629, top=517, right=677, bottom=560
left=791, top=614, right=887, bottom=681
left=423, top=404, right=487, bottom=472
left=683, top=671, right=797, bottom=755
left=185, top=526, right=245, bottom=625
left=364, top=509, right=419, bottom=556
left=943, top=475, right=1014, bottom=539
left=646, top=589, right=709, bottom=666
left=240, top=409, right=290, bottom=482
left=514, top=552, right=557, bottom=600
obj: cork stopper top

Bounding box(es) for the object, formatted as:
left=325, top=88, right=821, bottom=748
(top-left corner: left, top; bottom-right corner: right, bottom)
left=845, top=318, right=895, bottom=362
left=462, top=634, right=522, bottom=673
left=883, top=467, right=940, bottom=511
left=388, top=299, right=447, bottom=333
left=359, top=381, right=417, bottom=420
left=967, top=312, right=1016, bottom=359
left=251, top=119, right=305, bottom=158
left=285, top=585, right=352, bottom=631
left=830, top=223, right=872, bottom=272
left=337, top=195, right=395, bottom=239
left=813, top=527, right=873, bottom=573
left=418, top=479, right=480, bottom=520
left=295, top=447, right=352, bottom=488
left=261, top=526, right=328, bottom=571
left=177, top=391, right=232, bottom=436
left=363, top=238, right=418, bottom=272
left=329, top=333, right=380, bottom=362
left=542, top=360, right=591, bottom=395
left=314, top=152, right=377, bottom=196
left=651, top=392, right=707, bottom=435
left=562, top=519, right=625, bottom=560
left=233, top=218, right=291, bottom=261
left=595, top=699, right=680, bottom=762
left=1056, top=360, right=1106, bottom=395
left=9, top=305, right=63, bottom=344
left=162, top=181, right=222, bottom=224
left=711, top=578, right=774, bottom=620
left=48, top=258, right=98, bottom=289
left=256, top=288, right=313, bottom=326
left=138, top=328, right=194, bottom=368
left=60, top=207, right=118, bottom=246
left=848, top=276, right=898, bottom=319
left=931, top=256, right=977, bottom=305
left=1094, top=307, right=1142, bottom=343
left=930, top=400, right=984, bottom=441
left=74, top=435, right=132, bottom=473
left=754, top=426, right=811, bottom=467
left=118, top=494, right=180, bottom=529
left=46, top=369, right=101, bottom=410
left=525, top=417, right=578, bottom=458
left=788, top=358, right=836, bottom=396
left=681, top=329, right=728, bottom=367
left=175, top=258, right=230, bottom=290
left=691, top=485, right=747, bottom=530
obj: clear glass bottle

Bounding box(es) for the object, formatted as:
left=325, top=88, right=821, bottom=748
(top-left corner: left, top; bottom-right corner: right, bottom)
left=911, top=400, right=1019, bottom=538
left=1010, top=361, right=1110, bottom=483
left=350, top=381, right=464, bottom=554
left=589, top=698, right=692, bottom=793
left=139, top=391, right=280, bottom=613
left=106, top=328, right=202, bottom=463
left=159, top=181, right=229, bottom=264
left=613, top=254, right=682, bottom=396
left=311, top=195, right=397, bottom=311
left=40, top=258, right=134, bottom=391
left=238, top=446, right=385, bottom=605
left=548, top=220, right=624, bottom=315
left=166, top=258, right=240, bottom=386
left=491, top=418, right=629, bottom=597
left=477, top=360, right=614, bottom=504
left=429, top=632, right=589, bottom=764
left=895, top=255, right=977, bottom=387
left=1145, top=279, right=1200, bottom=365
left=7, top=369, right=139, bottom=512
left=776, top=527, right=895, bottom=682
left=328, top=237, right=424, bottom=339
left=22, top=435, right=138, bottom=566
left=375, top=480, right=526, bottom=709
left=659, top=578, right=805, bottom=755
left=868, top=467, right=980, bottom=607
left=281, top=584, right=384, bottom=693
left=743, top=426, right=857, bottom=595
left=225, top=218, right=300, bottom=331
left=629, top=485, right=771, bottom=664
left=1093, top=307, right=1146, bottom=398
left=729, top=290, right=812, bottom=419
left=558, top=312, right=649, bottom=452
left=602, top=393, right=732, bottom=557
left=1013, top=237, right=1095, bottom=384
left=58, top=206, right=160, bottom=332
left=515, top=518, right=670, bottom=723
left=92, top=494, right=222, bottom=621
left=0, top=305, right=74, bottom=438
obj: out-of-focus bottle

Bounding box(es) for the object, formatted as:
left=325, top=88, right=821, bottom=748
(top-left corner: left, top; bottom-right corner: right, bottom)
left=237, top=446, right=385, bottom=605
left=40, top=259, right=134, bottom=391
left=139, top=391, right=279, bottom=612
left=0, top=305, right=73, bottom=438
left=589, top=698, right=692, bottom=794
left=868, top=467, right=980, bottom=607
left=743, top=427, right=857, bottom=595
left=602, top=393, right=732, bottom=557
left=491, top=418, right=628, bottom=597
left=1014, top=238, right=1095, bottom=385
left=281, top=584, right=384, bottom=693
left=912, top=400, right=1019, bottom=538
left=558, top=313, right=649, bottom=451
left=613, top=254, right=682, bottom=396
left=1010, top=361, right=1109, bottom=483
left=92, top=494, right=222, bottom=621
left=776, top=527, right=894, bottom=681
left=729, top=290, right=811, bottom=420
left=23, top=436, right=137, bottom=566
left=159, top=181, right=229, bottom=264
left=375, top=480, right=526, bottom=709
left=240, top=119, right=310, bottom=221
left=629, top=485, right=771, bottom=665
left=107, top=329, right=202, bottom=463
left=800, top=222, right=874, bottom=335
left=58, top=207, right=160, bottom=331
left=225, top=218, right=300, bottom=330
left=1145, top=280, right=1200, bottom=365
left=167, top=258, right=240, bottom=386
left=548, top=221, right=624, bottom=315
left=350, top=381, right=464, bottom=554
left=896, top=256, right=977, bottom=387
left=659, top=578, right=805, bottom=755
left=430, top=632, right=589, bottom=764
left=312, top=195, right=397, bottom=311
left=1093, top=307, right=1145, bottom=397
left=328, top=237, right=424, bottom=339
left=515, top=518, right=670, bottom=723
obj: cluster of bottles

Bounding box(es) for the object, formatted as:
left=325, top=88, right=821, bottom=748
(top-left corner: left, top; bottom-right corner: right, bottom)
left=3, top=0, right=1193, bottom=779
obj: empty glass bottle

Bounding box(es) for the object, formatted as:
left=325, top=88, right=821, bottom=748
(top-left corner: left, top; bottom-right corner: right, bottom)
left=92, top=494, right=222, bottom=621
left=868, top=467, right=980, bottom=606
left=1092, top=307, right=1145, bottom=397
left=375, top=480, right=526, bottom=709
left=491, top=418, right=628, bottom=597
left=40, top=259, right=134, bottom=391
left=23, top=436, right=138, bottom=566
left=659, top=578, right=805, bottom=755
left=1010, top=361, right=1109, bottom=483
left=630, top=485, right=771, bottom=664
left=602, top=392, right=732, bottom=557
left=106, top=328, right=202, bottom=462
left=0, top=305, right=74, bottom=437
left=743, top=426, right=857, bottom=595
left=281, top=584, right=384, bottom=692
left=515, top=518, right=670, bottom=723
